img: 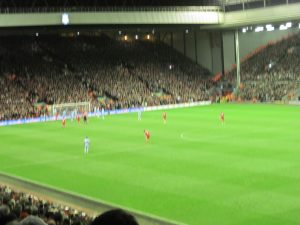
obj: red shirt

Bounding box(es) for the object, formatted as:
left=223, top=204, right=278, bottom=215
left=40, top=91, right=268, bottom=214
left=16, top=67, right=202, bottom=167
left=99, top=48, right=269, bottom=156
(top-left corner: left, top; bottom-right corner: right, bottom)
left=145, top=131, right=150, bottom=139
left=220, top=113, right=224, bottom=120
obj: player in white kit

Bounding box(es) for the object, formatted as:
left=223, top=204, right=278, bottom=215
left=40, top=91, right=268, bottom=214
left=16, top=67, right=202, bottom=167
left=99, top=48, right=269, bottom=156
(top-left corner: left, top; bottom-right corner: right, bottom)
left=138, top=110, right=142, bottom=121
left=101, top=107, right=105, bottom=120
left=84, top=137, right=90, bottom=154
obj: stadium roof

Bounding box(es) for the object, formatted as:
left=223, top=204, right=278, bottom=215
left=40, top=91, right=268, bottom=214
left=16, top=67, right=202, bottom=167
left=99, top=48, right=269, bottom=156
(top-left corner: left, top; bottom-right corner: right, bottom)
left=1, top=0, right=300, bottom=29
left=0, top=0, right=222, bottom=8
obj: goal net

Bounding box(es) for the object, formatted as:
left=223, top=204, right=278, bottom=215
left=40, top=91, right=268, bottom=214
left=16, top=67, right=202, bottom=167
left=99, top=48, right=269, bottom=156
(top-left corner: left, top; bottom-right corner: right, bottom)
left=49, top=102, right=90, bottom=118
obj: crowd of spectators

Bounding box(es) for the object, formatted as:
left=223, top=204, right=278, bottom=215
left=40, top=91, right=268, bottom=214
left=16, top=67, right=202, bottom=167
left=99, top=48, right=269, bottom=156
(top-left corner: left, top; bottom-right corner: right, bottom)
left=0, top=34, right=211, bottom=121
left=2, top=32, right=300, bottom=121
left=0, top=185, right=139, bottom=225
left=0, top=185, right=92, bottom=225
left=223, top=33, right=300, bottom=101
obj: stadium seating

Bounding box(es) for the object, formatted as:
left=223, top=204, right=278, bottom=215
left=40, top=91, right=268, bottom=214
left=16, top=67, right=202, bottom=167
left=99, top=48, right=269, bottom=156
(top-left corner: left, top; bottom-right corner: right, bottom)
left=2, top=32, right=300, bottom=121
left=0, top=185, right=140, bottom=225
left=0, top=35, right=211, bottom=121
left=0, top=185, right=92, bottom=225
left=223, top=33, right=300, bottom=101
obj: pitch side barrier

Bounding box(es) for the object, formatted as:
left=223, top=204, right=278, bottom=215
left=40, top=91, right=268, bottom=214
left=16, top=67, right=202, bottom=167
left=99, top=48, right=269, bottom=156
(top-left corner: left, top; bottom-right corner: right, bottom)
left=0, top=101, right=211, bottom=127
left=288, top=101, right=300, bottom=105
left=142, top=101, right=211, bottom=112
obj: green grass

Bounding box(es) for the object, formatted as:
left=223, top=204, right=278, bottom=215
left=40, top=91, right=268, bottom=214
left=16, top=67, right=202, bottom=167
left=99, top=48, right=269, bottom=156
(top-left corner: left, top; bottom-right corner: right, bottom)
left=1, top=104, right=300, bottom=225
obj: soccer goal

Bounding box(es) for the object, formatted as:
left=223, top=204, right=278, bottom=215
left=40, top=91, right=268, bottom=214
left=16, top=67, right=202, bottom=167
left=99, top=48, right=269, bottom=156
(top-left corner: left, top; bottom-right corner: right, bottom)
left=50, top=102, right=90, bottom=117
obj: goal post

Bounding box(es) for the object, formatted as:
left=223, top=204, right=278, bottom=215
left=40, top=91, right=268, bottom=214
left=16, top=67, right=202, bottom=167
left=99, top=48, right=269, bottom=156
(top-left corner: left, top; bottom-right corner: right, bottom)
left=50, top=102, right=90, bottom=117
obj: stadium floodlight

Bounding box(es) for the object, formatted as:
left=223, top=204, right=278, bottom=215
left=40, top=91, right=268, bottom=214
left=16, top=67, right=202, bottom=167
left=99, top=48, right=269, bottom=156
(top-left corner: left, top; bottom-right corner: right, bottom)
left=279, top=24, right=287, bottom=30
left=254, top=26, right=264, bottom=32
left=62, top=13, right=70, bottom=25
left=286, top=22, right=292, bottom=28
left=242, top=28, right=247, bottom=33
left=266, top=24, right=274, bottom=31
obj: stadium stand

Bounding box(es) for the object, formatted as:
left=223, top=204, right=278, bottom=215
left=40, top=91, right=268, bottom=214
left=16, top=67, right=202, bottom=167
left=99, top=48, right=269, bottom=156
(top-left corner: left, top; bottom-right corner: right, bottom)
left=0, top=34, right=212, bottom=121
left=0, top=31, right=300, bottom=120
left=2, top=32, right=300, bottom=121
left=0, top=185, right=93, bottom=225
left=0, top=185, right=141, bottom=225
left=222, top=32, right=300, bottom=101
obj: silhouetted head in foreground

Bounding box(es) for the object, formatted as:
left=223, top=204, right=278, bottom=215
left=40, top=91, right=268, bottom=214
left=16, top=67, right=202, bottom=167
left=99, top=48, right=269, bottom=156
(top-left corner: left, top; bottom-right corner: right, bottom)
left=90, top=209, right=139, bottom=225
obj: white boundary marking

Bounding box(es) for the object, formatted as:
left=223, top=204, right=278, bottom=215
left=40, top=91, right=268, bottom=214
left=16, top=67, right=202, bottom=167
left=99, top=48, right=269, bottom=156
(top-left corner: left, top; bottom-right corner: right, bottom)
left=0, top=171, right=188, bottom=225
left=1, top=145, right=187, bottom=224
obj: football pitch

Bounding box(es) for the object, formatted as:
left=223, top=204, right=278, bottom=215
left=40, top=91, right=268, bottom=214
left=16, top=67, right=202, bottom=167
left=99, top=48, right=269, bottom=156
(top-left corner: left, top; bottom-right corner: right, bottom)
left=0, top=104, right=300, bottom=225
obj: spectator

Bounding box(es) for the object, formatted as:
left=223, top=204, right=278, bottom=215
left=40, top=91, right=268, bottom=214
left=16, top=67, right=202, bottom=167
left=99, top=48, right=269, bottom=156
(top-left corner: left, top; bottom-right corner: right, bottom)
left=90, top=209, right=139, bottom=225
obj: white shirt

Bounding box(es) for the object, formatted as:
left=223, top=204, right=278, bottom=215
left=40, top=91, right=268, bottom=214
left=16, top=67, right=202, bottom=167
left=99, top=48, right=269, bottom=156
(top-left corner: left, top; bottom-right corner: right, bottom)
left=84, top=138, right=90, bottom=147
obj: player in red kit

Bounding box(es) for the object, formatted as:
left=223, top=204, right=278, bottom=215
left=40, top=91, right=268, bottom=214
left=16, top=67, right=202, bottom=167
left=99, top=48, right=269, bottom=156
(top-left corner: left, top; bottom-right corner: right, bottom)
left=220, top=112, right=224, bottom=124
left=77, top=114, right=81, bottom=124
left=62, top=117, right=66, bottom=128
left=144, top=130, right=151, bottom=143
left=162, top=111, right=167, bottom=124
